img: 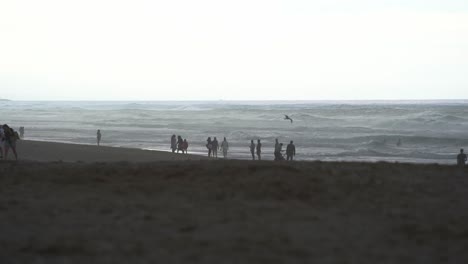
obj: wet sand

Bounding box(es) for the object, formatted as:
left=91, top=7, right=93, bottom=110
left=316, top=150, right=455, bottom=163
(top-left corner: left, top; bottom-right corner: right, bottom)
left=0, top=141, right=466, bottom=263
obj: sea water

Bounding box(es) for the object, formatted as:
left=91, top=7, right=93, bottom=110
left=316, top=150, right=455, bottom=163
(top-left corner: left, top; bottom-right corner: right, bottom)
left=1, top=100, right=467, bottom=164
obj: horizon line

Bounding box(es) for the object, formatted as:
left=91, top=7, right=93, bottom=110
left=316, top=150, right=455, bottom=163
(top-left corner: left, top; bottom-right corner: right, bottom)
left=2, top=99, right=468, bottom=102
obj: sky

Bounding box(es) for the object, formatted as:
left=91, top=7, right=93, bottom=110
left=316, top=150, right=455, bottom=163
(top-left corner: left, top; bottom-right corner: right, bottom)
left=1, top=0, right=467, bottom=100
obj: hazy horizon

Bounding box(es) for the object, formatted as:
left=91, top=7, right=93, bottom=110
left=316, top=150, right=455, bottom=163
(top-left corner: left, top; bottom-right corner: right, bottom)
left=4, top=98, right=468, bottom=102
left=2, top=99, right=468, bottom=104
left=1, top=0, right=467, bottom=100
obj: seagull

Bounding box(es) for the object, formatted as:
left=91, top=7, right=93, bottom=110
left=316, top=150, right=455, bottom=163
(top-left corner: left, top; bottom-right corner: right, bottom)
left=284, top=115, right=293, bottom=123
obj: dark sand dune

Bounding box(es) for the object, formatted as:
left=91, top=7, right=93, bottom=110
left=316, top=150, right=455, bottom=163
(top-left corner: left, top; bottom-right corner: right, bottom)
left=0, top=156, right=466, bottom=263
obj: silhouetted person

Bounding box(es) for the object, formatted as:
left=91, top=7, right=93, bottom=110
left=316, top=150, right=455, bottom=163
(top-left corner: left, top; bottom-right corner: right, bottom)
left=457, top=149, right=467, bottom=168
left=3, top=125, right=18, bottom=161
left=221, top=137, right=229, bottom=159
left=206, top=137, right=213, bottom=157
left=177, top=135, right=184, bottom=153
left=396, top=138, right=402, bottom=147
left=274, top=138, right=280, bottom=160
left=19, top=126, right=24, bottom=139
left=286, top=141, right=296, bottom=161
left=275, top=143, right=284, bottom=161
left=256, top=139, right=262, bottom=160
left=97, top=129, right=101, bottom=146
left=250, top=140, right=256, bottom=160
left=171, top=134, right=177, bottom=153
left=183, top=139, right=189, bottom=154
left=212, top=137, right=219, bottom=158
left=284, top=115, right=293, bottom=123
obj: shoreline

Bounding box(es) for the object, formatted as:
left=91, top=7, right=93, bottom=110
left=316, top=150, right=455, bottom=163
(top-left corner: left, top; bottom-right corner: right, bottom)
left=5, top=139, right=455, bottom=165
left=10, top=140, right=209, bottom=163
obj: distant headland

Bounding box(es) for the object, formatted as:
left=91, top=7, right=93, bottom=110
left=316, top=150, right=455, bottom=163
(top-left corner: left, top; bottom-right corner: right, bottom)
left=0, top=98, right=11, bottom=101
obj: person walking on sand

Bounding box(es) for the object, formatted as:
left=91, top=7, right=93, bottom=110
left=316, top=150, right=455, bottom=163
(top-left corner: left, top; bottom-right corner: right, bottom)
left=183, top=139, right=189, bottom=154
left=250, top=140, right=256, bottom=160
left=97, top=129, right=102, bottom=146
left=171, top=134, right=177, bottom=153
left=256, top=139, right=262, bottom=160
left=286, top=140, right=296, bottom=161
left=206, top=137, right=213, bottom=157
left=457, top=149, right=467, bottom=168
left=212, top=137, right=219, bottom=158
left=3, top=125, right=18, bottom=161
left=220, top=137, right=229, bottom=158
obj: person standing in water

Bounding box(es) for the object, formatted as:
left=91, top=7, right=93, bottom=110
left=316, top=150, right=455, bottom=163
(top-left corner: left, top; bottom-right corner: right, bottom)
left=256, top=139, right=262, bottom=160
left=212, top=137, right=219, bottom=158
left=220, top=137, right=229, bottom=159
left=457, top=149, right=467, bottom=168
left=97, top=129, right=102, bottom=146
left=250, top=140, right=256, bottom=160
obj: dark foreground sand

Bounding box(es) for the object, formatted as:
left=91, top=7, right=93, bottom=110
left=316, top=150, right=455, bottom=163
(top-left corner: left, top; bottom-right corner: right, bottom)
left=0, top=142, right=467, bottom=263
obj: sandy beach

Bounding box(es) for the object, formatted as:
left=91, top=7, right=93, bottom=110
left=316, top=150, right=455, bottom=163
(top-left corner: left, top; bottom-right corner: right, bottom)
left=13, top=140, right=208, bottom=162
left=0, top=140, right=466, bottom=263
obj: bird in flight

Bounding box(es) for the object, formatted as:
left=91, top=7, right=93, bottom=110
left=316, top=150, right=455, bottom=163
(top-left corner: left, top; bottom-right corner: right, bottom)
left=284, top=115, right=293, bottom=123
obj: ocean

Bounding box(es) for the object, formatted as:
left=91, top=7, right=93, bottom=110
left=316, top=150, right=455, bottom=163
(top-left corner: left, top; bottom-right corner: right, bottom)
left=1, top=100, right=467, bottom=164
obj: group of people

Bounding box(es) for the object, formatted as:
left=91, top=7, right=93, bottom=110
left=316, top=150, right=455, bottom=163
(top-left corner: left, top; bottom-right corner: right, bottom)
left=204, top=137, right=296, bottom=161
left=3, top=126, right=468, bottom=166
left=94, top=130, right=466, bottom=166
left=171, top=135, right=189, bottom=154
left=273, top=139, right=296, bottom=161
left=249, top=139, right=262, bottom=160
left=0, top=124, right=20, bottom=161
left=206, top=137, right=229, bottom=158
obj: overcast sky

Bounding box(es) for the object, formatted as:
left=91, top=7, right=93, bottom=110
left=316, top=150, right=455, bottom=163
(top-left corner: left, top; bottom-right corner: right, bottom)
left=1, top=0, right=467, bottom=100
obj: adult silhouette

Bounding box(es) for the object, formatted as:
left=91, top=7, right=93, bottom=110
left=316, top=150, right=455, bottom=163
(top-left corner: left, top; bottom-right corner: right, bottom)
left=221, top=137, right=229, bottom=159
left=97, top=129, right=102, bottom=146
left=256, top=139, right=262, bottom=160
left=457, top=149, right=467, bottom=167
left=286, top=140, right=296, bottom=161
left=250, top=140, right=256, bottom=160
